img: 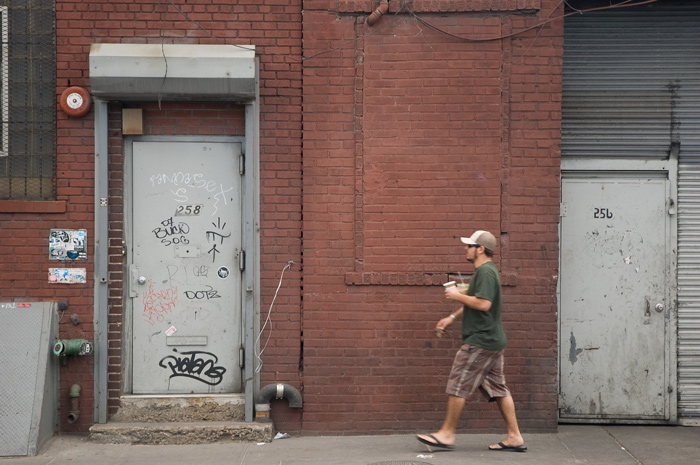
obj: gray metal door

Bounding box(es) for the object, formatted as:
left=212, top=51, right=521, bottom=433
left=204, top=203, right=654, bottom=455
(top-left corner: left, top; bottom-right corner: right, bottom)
left=560, top=173, right=671, bottom=420
left=130, top=141, right=243, bottom=394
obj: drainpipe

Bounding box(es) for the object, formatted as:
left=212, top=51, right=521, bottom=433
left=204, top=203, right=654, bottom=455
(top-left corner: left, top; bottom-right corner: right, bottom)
left=67, top=384, right=81, bottom=424
left=367, top=0, right=389, bottom=26
left=255, top=383, right=303, bottom=422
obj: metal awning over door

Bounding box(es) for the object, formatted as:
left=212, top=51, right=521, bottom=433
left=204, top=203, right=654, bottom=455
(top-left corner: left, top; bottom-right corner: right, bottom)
left=89, top=44, right=256, bottom=101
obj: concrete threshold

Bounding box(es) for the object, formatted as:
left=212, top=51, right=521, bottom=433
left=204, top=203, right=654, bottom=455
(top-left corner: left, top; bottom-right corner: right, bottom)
left=89, top=420, right=273, bottom=445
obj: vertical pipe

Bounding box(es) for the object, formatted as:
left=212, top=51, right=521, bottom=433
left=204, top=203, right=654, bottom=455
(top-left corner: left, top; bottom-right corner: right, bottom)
left=67, top=384, right=81, bottom=423
left=93, top=99, right=109, bottom=424
left=244, top=56, right=261, bottom=423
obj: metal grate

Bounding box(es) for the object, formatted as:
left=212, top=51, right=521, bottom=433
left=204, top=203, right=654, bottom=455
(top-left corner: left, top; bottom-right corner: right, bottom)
left=0, top=0, right=56, bottom=200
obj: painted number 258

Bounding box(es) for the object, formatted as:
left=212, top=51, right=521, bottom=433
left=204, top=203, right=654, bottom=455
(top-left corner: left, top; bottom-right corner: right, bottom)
left=593, top=207, right=613, bottom=219
left=175, top=205, right=203, bottom=216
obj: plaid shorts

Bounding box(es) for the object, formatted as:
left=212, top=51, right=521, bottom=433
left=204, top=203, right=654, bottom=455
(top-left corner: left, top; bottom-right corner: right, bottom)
left=446, top=344, right=511, bottom=401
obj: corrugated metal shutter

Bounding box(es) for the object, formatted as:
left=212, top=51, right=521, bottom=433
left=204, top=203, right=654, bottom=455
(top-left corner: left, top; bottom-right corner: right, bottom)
left=563, top=8, right=700, bottom=418
left=678, top=162, right=700, bottom=419
left=563, top=9, right=699, bottom=158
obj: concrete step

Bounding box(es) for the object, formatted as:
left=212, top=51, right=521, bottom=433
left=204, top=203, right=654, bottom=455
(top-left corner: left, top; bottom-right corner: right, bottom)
left=110, top=394, right=246, bottom=422
left=88, top=394, right=270, bottom=445
left=89, top=421, right=273, bottom=445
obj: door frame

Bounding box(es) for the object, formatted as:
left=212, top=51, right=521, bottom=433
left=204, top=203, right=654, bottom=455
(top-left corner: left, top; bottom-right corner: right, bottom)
left=91, top=104, right=260, bottom=422
left=124, top=136, right=247, bottom=395
left=91, top=50, right=260, bottom=423
left=559, top=156, right=678, bottom=424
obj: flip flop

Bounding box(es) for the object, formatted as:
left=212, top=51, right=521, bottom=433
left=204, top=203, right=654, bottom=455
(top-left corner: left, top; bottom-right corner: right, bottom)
left=489, top=441, right=527, bottom=452
left=416, top=434, right=454, bottom=450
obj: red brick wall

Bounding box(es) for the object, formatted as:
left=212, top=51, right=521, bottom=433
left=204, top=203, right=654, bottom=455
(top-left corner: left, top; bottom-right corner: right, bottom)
left=0, top=0, right=97, bottom=434
left=1, top=0, right=561, bottom=435
left=502, top=3, right=563, bottom=430
left=300, top=0, right=562, bottom=433
left=56, top=0, right=302, bottom=433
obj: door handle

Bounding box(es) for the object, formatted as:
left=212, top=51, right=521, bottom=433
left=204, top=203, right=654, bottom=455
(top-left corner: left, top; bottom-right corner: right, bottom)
left=645, top=297, right=651, bottom=317
left=645, top=297, right=664, bottom=318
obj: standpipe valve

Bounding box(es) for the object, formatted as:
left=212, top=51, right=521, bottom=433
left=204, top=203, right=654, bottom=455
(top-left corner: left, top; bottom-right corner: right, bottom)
left=53, top=339, right=94, bottom=357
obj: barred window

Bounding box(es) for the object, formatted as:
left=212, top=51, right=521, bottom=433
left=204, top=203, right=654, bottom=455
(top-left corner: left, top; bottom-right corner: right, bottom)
left=0, top=1, right=56, bottom=200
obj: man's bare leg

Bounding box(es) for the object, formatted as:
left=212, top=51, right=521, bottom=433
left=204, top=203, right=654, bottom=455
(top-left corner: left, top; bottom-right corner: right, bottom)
left=490, top=395, right=525, bottom=449
left=417, top=395, right=465, bottom=446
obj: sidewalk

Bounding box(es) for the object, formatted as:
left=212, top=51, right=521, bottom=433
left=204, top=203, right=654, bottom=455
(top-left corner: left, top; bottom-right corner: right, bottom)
left=2, top=425, right=698, bottom=465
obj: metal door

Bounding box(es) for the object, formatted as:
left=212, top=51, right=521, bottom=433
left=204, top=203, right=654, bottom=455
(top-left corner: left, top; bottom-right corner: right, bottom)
left=560, top=173, right=671, bottom=420
left=130, top=141, right=243, bottom=394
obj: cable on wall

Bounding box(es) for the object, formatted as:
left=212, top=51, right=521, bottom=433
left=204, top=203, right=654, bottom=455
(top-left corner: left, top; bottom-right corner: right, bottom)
left=402, top=0, right=661, bottom=43
left=158, top=0, right=661, bottom=64
left=255, top=261, right=294, bottom=374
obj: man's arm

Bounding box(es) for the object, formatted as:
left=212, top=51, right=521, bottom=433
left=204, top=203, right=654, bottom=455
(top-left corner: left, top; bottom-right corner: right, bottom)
left=436, top=306, right=463, bottom=333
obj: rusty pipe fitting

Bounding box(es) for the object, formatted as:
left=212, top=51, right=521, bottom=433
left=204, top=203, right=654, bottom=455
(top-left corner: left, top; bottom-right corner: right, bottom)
left=367, top=0, right=389, bottom=26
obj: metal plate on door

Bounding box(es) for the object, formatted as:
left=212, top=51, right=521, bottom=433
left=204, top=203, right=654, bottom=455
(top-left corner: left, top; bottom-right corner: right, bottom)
left=166, top=336, right=208, bottom=346
left=174, top=245, right=201, bottom=258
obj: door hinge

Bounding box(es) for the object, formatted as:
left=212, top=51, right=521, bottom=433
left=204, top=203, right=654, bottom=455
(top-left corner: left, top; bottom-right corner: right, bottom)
left=239, top=153, right=245, bottom=175
left=238, top=250, right=245, bottom=271
left=239, top=347, right=245, bottom=369
left=560, top=202, right=567, bottom=217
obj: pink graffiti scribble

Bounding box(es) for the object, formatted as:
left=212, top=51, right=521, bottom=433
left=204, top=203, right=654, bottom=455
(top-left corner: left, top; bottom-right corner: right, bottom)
left=143, top=279, right=179, bottom=325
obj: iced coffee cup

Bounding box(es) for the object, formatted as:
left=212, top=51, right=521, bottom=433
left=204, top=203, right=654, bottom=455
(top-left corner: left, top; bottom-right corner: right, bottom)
left=456, top=283, right=469, bottom=294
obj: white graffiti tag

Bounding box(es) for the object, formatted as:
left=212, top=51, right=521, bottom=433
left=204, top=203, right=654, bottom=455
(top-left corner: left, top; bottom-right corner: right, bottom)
left=149, top=172, right=234, bottom=215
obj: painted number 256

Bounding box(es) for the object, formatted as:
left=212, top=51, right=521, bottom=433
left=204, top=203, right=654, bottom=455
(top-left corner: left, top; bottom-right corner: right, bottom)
left=593, top=207, right=613, bottom=219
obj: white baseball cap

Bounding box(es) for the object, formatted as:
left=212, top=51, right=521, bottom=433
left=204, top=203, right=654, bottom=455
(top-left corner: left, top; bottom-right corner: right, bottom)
left=460, top=230, right=497, bottom=252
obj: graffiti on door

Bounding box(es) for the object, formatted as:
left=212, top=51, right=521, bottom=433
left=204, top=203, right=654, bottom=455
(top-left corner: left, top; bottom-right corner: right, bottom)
left=158, top=349, right=227, bottom=386
left=148, top=171, right=235, bottom=216
left=132, top=141, right=243, bottom=393
left=143, top=279, right=179, bottom=326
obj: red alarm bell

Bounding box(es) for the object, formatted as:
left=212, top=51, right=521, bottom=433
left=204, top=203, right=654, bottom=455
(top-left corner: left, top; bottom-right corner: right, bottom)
left=60, top=86, right=92, bottom=117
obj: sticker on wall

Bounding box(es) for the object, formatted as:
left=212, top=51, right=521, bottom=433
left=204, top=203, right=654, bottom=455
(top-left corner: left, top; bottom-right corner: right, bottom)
left=165, top=326, right=177, bottom=336
left=49, top=229, right=87, bottom=260
left=0, top=303, right=32, bottom=309
left=48, top=268, right=87, bottom=284
left=217, top=266, right=230, bottom=279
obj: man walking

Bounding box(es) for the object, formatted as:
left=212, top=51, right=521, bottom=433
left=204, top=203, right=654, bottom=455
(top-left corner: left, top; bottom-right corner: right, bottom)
left=417, top=230, right=527, bottom=452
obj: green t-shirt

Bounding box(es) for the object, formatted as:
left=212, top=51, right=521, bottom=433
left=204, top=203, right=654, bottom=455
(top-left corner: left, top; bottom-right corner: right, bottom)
left=462, top=260, right=507, bottom=351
